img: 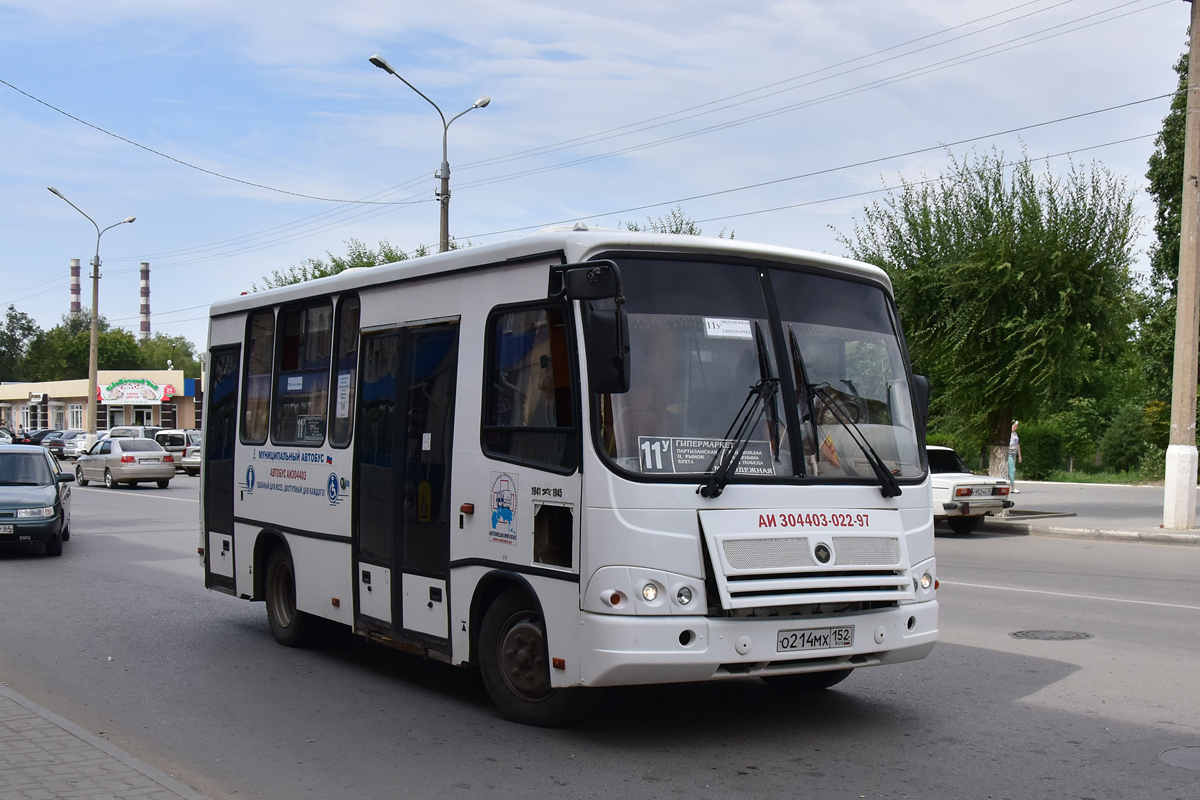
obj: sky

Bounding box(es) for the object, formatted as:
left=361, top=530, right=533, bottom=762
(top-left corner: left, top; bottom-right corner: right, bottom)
left=0, top=0, right=1187, bottom=351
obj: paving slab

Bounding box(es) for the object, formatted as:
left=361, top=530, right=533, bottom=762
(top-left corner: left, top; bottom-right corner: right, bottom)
left=0, top=683, right=210, bottom=800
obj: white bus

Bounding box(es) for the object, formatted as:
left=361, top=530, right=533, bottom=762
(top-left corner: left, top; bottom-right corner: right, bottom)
left=200, top=226, right=937, bottom=725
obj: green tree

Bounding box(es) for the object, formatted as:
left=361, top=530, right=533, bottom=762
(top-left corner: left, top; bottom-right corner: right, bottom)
left=22, top=311, right=143, bottom=381
left=255, top=237, right=442, bottom=289
left=620, top=205, right=732, bottom=238
left=139, top=333, right=201, bottom=378
left=1100, top=405, right=1149, bottom=472
left=839, top=149, right=1139, bottom=475
left=1136, top=45, right=1188, bottom=401
left=0, top=305, right=41, bottom=381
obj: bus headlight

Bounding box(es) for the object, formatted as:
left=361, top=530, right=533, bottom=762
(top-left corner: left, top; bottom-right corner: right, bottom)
left=641, top=583, right=659, bottom=602
left=919, top=572, right=933, bottom=590
left=676, top=586, right=693, bottom=606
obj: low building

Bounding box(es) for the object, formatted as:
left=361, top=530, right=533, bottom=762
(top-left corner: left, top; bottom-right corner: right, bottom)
left=0, top=370, right=201, bottom=432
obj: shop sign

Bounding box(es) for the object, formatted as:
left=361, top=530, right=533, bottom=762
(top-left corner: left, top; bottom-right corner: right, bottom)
left=98, top=378, right=177, bottom=405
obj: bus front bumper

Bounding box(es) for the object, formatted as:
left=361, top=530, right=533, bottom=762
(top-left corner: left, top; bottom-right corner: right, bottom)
left=576, top=600, right=937, bottom=687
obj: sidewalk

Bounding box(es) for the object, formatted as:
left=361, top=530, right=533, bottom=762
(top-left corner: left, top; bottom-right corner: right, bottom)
left=0, top=682, right=210, bottom=800
left=972, top=479, right=1200, bottom=545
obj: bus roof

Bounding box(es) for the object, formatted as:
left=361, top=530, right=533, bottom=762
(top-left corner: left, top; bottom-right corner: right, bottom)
left=207, top=226, right=892, bottom=318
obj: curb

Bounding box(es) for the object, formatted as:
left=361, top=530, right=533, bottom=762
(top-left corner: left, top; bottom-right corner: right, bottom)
left=0, top=681, right=212, bottom=800
left=980, top=520, right=1200, bottom=545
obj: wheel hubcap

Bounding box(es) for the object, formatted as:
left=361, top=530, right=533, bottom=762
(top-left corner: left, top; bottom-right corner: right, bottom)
left=498, top=614, right=551, bottom=701
left=269, top=562, right=295, bottom=627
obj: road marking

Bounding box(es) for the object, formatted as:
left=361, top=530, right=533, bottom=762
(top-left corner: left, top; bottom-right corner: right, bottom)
left=941, top=580, right=1200, bottom=611
left=74, top=486, right=198, bottom=504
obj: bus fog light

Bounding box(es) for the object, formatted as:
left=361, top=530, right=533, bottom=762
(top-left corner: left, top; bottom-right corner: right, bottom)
left=920, top=572, right=933, bottom=590
left=676, top=586, right=693, bottom=605
left=641, top=583, right=659, bottom=602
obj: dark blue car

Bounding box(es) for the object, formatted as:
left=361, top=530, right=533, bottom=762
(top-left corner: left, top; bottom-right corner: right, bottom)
left=0, top=445, right=74, bottom=556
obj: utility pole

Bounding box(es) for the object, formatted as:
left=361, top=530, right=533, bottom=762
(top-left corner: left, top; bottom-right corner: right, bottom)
left=1164, top=0, right=1200, bottom=529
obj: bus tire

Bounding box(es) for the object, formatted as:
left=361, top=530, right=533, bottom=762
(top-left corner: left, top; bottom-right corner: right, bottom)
left=948, top=516, right=981, bottom=535
left=763, top=668, right=853, bottom=692
left=478, top=588, right=596, bottom=727
left=265, top=545, right=313, bottom=647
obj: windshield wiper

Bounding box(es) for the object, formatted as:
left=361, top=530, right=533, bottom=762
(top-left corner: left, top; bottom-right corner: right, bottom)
left=753, top=321, right=782, bottom=463
left=788, top=327, right=901, bottom=498
left=788, top=329, right=820, bottom=472
left=698, top=376, right=780, bottom=499
left=813, top=384, right=902, bottom=498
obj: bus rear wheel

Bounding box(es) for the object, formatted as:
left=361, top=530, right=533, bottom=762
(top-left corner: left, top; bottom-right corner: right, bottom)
left=762, top=668, right=853, bottom=692
left=265, top=545, right=312, bottom=647
left=479, top=588, right=596, bottom=727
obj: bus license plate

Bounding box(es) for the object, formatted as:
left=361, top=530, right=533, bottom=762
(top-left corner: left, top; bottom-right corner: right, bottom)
left=777, top=626, right=853, bottom=652
left=0, top=524, right=12, bottom=534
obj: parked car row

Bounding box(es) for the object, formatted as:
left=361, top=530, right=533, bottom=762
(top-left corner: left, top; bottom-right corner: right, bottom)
left=2, top=427, right=201, bottom=477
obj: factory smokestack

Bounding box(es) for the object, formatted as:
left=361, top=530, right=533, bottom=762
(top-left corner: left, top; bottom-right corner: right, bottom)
left=70, top=258, right=81, bottom=314
left=139, top=261, right=150, bottom=340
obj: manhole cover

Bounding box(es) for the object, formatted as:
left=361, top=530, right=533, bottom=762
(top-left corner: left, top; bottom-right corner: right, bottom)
left=1160, top=747, right=1200, bottom=771
left=1009, top=630, right=1093, bottom=641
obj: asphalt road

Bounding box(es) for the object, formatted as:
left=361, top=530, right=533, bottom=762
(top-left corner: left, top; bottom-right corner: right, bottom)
left=994, top=479, right=1199, bottom=532
left=1, top=477, right=1197, bottom=799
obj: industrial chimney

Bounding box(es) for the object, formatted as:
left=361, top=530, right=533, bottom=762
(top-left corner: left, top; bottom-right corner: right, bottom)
left=70, top=258, right=81, bottom=314
left=139, top=261, right=150, bottom=340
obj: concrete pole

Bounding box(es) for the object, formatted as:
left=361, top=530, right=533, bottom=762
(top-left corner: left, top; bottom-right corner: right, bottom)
left=438, top=163, right=450, bottom=254
left=1164, top=0, right=1200, bottom=529
left=86, top=253, right=100, bottom=450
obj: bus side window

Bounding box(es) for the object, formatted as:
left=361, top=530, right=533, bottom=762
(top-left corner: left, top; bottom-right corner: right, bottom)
left=481, top=304, right=578, bottom=473
left=271, top=302, right=333, bottom=446
left=329, top=295, right=360, bottom=448
left=241, top=310, right=274, bottom=445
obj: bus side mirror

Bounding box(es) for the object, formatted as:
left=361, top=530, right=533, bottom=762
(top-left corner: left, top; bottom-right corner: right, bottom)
left=560, top=261, right=630, bottom=394
left=912, top=374, right=929, bottom=428
left=561, top=262, right=622, bottom=301
left=581, top=302, right=631, bottom=394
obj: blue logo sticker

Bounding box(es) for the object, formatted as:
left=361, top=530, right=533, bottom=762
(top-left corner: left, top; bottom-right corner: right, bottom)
left=327, top=472, right=344, bottom=506
left=244, top=464, right=255, bottom=493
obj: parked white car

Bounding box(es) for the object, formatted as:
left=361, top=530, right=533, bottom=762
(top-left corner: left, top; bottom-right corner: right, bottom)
left=928, top=445, right=1014, bottom=534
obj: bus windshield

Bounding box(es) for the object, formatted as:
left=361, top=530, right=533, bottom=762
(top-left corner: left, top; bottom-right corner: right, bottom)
left=594, top=258, right=922, bottom=485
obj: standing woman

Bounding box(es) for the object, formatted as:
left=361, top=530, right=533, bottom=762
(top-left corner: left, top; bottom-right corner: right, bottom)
left=1009, top=420, right=1022, bottom=493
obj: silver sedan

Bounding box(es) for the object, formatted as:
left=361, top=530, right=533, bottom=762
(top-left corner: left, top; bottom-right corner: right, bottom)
left=75, top=438, right=175, bottom=489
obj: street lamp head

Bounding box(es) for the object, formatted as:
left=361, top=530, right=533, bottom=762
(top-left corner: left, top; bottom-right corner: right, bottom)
left=369, top=54, right=397, bottom=76
left=473, top=96, right=491, bottom=109
left=47, top=186, right=64, bottom=199
left=123, top=216, right=136, bottom=224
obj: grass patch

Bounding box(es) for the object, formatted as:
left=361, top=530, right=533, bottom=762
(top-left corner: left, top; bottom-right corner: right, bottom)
left=1042, top=469, right=1156, bottom=485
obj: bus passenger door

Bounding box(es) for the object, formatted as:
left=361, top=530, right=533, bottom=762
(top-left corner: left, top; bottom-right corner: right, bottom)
left=353, top=323, right=459, bottom=643
left=203, top=345, right=240, bottom=592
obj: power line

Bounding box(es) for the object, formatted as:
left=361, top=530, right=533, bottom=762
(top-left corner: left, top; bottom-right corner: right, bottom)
left=0, top=77, right=428, bottom=205
left=691, top=133, right=1157, bottom=226
left=457, top=0, right=1084, bottom=171
left=452, top=0, right=1171, bottom=193
left=98, top=0, right=1171, bottom=272
left=457, top=95, right=1172, bottom=241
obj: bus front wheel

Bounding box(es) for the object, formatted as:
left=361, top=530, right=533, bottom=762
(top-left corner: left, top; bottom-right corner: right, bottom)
left=478, top=588, right=596, bottom=727
left=265, top=545, right=313, bottom=647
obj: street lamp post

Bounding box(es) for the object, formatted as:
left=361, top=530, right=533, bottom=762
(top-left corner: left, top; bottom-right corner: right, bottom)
left=369, top=55, right=490, bottom=253
left=47, top=187, right=135, bottom=449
